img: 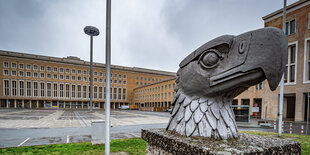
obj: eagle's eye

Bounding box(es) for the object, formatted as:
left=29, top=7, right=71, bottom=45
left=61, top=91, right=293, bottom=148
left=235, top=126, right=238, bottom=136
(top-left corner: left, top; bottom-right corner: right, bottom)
left=199, top=49, right=223, bottom=69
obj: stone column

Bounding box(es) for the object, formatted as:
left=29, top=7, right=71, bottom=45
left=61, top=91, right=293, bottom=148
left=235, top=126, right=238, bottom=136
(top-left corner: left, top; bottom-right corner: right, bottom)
left=295, top=93, right=304, bottom=122
left=113, top=103, right=115, bottom=109
left=37, top=100, right=39, bottom=108
left=30, top=100, right=32, bottom=109
left=22, top=100, right=25, bottom=108
left=70, top=101, right=72, bottom=109
left=6, top=99, right=9, bottom=108
left=57, top=101, right=59, bottom=109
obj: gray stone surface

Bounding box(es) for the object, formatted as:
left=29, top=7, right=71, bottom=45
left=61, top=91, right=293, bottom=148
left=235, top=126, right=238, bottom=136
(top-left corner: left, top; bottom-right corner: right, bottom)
left=142, top=128, right=301, bottom=155
left=167, top=27, right=288, bottom=139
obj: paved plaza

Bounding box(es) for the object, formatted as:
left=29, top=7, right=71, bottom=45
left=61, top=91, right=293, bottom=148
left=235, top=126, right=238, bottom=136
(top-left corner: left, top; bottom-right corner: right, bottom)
left=0, top=109, right=170, bottom=128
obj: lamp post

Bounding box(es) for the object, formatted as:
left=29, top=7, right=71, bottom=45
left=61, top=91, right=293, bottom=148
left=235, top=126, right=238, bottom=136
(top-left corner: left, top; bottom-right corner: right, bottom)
left=84, top=26, right=100, bottom=112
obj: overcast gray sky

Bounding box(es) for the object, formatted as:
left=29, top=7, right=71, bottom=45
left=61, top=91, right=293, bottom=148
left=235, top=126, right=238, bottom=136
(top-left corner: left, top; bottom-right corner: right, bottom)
left=0, top=0, right=298, bottom=72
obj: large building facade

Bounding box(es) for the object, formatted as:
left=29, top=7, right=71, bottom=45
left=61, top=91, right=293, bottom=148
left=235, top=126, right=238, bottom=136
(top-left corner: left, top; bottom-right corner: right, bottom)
left=0, top=50, right=175, bottom=109
left=235, top=0, right=310, bottom=122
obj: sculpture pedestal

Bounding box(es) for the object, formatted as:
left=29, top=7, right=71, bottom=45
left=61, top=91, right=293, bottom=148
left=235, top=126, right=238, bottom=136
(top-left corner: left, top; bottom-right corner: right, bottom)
left=141, top=129, right=301, bottom=155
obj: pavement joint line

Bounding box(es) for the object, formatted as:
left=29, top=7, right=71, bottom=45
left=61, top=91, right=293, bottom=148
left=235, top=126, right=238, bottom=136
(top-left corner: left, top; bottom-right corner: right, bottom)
left=67, top=135, right=69, bottom=143
left=17, top=137, right=30, bottom=147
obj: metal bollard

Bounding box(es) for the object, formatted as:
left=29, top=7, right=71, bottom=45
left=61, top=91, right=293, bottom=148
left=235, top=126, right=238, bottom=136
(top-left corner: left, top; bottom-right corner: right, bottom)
left=289, top=123, right=292, bottom=134
left=274, top=120, right=277, bottom=130
left=301, top=125, right=304, bottom=135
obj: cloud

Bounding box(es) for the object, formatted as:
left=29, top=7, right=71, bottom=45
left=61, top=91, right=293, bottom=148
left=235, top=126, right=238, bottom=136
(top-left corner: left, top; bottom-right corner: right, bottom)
left=0, top=0, right=298, bottom=72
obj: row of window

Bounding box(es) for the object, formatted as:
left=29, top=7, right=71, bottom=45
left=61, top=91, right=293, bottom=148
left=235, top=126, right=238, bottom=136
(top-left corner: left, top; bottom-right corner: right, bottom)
left=136, top=83, right=176, bottom=95
left=136, top=92, right=175, bottom=100
left=2, top=71, right=127, bottom=84
left=3, top=62, right=127, bottom=78
left=3, top=80, right=127, bottom=100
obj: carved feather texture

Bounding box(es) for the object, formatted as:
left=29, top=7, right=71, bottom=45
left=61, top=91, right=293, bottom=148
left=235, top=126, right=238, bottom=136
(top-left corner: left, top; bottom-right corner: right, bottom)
left=166, top=90, right=239, bottom=139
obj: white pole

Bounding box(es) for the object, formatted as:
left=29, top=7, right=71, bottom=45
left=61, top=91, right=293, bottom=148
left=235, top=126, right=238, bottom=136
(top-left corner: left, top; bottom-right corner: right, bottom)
left=306, top=92, right=309, bottom=135
left=90, top=36, right=93, bottom=112
left=279, top=0, right=286, bottom=137
left=105, top=0, right=111, bottom=154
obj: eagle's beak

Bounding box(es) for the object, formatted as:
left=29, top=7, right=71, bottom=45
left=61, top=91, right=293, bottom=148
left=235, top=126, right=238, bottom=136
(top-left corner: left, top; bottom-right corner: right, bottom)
left=210, top=27, right=288, bottom=91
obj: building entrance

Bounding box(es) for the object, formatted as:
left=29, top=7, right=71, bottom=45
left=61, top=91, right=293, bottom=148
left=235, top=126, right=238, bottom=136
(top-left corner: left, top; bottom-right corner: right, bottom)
left=286, top=96, right=295, bottom=120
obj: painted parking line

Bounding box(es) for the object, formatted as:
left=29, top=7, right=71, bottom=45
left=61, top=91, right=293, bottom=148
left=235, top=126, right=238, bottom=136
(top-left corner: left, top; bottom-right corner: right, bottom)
left=67, top=135, right=70, bottom=143
left=18, top=137, right=30, bottom=147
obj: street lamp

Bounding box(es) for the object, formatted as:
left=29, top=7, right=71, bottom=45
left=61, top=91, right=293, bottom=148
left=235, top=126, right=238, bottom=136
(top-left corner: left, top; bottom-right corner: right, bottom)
left=84, top=26, right=100, bottom=112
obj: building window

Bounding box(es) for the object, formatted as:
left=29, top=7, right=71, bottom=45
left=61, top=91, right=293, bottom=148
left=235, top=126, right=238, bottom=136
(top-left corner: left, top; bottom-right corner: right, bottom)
left=99, top=87, right=103, bottom=99
left=123, top=88, right=126, bottom=100
left=255, top=82, right=263, bottom=90
left=4, top=80, right=9, bottom=96
left=11, top=70, right=16, bottom=76
left=104, top=87, right=106, bottom=99
left=4, top=62, right=9, bottom=68
left=78, top=76, right=81, bottom=81
left=100, top=72, right=103, bottom=77
left=60, top=68, right=64, bottom=73
left=99, top=78, right=103, bottom=83
left=33, top=65, right=38, bottom=70
left=26, top=72, right=31, bottom=77
left=4, top=70, right=9, bottom=76
left=136, top=82, right=139, bottom=85
left=26, top=64, right=31, bottom=70
left=94, top=86, right=98, bottom=98
left=47, top=73, right=51, bottom=79
left=40, top=82, right=45, bottom=97
left=33, top=82, right=38, bottom=97
left=19, top=64, right=24, bottom=69
left=72, top=85, right=76, bottom=98
left=78, top=70, right=81, bottom=74
left=65, top=84, right=70, bottom=98
left=72, top=76, right=76, bottom=81
left=123, top=80, right=126, bottom=85
left=72, top=69, right=76, bottom=74
left=66, top=75, right=70, bottom=80
left=285, top=19, right=296, bottom=35
left=12, top=80, right=17, bottom=96
left=47, top=66, right=51, bottom=72
left=285, top=44, right=297, bottom=83
left=118, top=88, right=122, bottom=100
left=136, top=77, right=139, bottom=80
left=19, top=71, right=24, bottom=77
left=110, top=88, right=112, bottom=99
left=19, top=81, right=24, bottom=96
left=77, top=85, right=81, bottom=98
left=60, top=84, right=64, bottom=98
left=40, top=73, right=45, bottom=78
left=60, top=74, right=64, bottom=80
left=66, top=69, right=70, bottom=73
left=89, top=86, right=91, bottom=98
left=113, top=88, right=117, bottom=99
left=304, top=39, right=310, bottom=82
left=83, top=70, right=87, bottom=75
left=114, top=74, right=117, bottom=78
left=83, top=77, right=87, bottom=82
left=119, top=80, right=122, bottom=84
left=94, top=72, right=98, bottom=76
left=27, top=81, right=31, bottom=96
left=83, top=86, right=87, bottom=98
left=47, top=83, right=51, bottom=97
left=119, top=74, right=122, bottom=79
left=94, top=78, right=98, bottom=82
left=53, top=83, right=58, bottom=97
left=12, top=63, right=17, bottom=68
left=53, top=67, right=58, bottom=72
left=114, top=80, right=117, bottom=84
left=33, top=72, right=38, bottom=78
left=53, top=74, right=58, bottom=79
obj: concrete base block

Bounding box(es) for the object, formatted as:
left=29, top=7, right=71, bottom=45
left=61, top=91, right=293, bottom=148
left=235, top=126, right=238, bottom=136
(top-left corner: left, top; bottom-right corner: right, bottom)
left=91, top=121, right=105, bottom=145
left=141, top=128, right=301, bottom=155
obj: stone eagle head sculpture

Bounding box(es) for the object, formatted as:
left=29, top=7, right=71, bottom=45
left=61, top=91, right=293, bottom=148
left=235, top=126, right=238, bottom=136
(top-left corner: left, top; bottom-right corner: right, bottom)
left=166, top=27, right=287, bottom=139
